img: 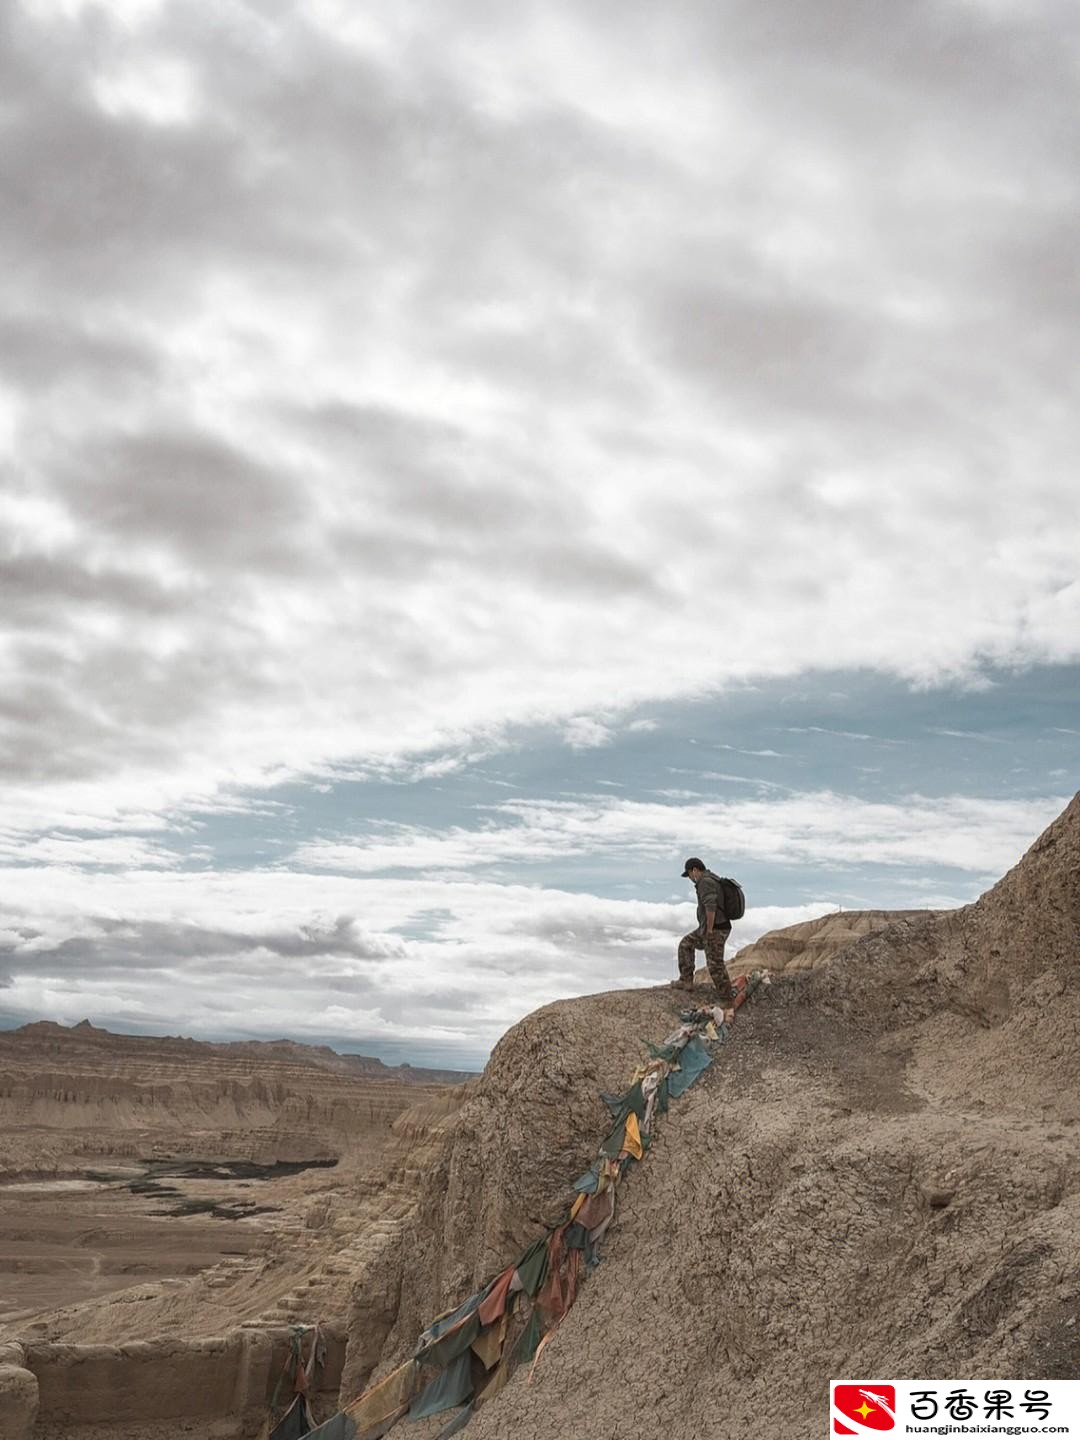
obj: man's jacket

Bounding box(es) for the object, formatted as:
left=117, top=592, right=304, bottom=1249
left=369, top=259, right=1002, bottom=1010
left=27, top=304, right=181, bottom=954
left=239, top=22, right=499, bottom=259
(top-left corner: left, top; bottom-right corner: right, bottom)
left=694, top=870, right=732, bottom=933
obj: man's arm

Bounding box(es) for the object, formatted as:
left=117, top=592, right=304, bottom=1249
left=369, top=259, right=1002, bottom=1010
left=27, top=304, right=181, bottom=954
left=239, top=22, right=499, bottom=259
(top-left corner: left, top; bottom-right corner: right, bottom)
left=698, top=873, right=723, bottom=934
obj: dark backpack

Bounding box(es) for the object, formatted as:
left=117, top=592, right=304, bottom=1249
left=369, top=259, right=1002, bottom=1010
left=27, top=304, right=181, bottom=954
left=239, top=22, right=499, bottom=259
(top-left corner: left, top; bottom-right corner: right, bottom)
left=708, top=872, right=746, bottom=921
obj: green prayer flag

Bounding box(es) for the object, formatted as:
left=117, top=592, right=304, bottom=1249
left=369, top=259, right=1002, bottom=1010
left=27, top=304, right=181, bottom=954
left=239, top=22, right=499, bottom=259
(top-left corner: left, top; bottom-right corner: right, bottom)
left=414, top=1312, right=481, bottom=1369
left=409, top=1351, right=473, bottom=1420
left=513, top=1237, right=549, bottom=1298
left=513, top=1306, right=544, bottom=1365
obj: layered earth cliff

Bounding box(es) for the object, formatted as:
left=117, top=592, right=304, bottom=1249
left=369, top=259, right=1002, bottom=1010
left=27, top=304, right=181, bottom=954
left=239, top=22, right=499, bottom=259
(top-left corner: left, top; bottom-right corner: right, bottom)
left=730, top=907, right=931, bottom=974
left=0, top=1021, right=469, bottom=1180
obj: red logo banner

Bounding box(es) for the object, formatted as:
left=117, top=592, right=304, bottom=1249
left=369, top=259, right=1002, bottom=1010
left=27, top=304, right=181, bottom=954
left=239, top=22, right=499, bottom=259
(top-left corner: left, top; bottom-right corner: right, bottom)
left=832, top=1383, right=897, bottom=1433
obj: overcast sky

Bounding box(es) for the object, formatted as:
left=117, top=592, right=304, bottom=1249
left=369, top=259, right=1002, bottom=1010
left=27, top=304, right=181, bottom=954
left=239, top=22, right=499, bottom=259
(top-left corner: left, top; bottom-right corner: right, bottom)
left=1, top=0, right=1078, bottom=1066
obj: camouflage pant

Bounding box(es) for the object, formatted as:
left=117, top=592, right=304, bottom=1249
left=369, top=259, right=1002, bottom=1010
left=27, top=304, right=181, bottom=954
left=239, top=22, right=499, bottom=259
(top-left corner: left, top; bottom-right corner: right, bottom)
left=677, top=926, right=734, bottom=1001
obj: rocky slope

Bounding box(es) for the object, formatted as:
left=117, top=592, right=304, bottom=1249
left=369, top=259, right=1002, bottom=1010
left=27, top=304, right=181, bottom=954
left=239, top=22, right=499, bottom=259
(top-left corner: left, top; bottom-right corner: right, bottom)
left=334, top=793, right=1080, bottom=1438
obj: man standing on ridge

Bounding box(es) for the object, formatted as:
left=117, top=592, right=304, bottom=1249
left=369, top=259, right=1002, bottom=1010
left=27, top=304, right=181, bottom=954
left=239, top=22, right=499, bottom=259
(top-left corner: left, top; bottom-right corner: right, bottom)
left=673, top=857, right=736, bottom=1003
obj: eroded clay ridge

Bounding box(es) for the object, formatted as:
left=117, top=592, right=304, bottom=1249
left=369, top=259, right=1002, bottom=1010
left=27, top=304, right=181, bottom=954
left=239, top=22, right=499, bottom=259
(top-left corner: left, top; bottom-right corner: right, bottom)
left=334, top=793, right=1080, bottom=1440
left=732, top=907, right=932, bottom=974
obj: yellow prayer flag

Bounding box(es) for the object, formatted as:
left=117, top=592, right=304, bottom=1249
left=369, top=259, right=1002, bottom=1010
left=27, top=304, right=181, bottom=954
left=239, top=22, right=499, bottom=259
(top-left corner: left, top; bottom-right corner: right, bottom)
left=622, top=1111, right=643, bottom=1160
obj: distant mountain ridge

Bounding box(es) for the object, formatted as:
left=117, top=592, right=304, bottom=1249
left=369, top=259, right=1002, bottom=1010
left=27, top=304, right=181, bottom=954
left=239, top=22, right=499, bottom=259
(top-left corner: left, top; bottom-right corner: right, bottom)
left=2, top=1018, right=476, bottom=1085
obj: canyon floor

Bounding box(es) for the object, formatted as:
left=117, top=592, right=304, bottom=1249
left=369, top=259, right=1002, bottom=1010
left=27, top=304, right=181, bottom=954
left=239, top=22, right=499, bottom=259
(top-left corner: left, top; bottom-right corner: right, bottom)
left=0, top=1026, right=473, bottom=1350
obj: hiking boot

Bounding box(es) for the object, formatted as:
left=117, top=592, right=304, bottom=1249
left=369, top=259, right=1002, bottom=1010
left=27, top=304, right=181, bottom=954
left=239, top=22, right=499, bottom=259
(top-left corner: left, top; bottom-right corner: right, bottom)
left=669, top=979, right=694, bottom=991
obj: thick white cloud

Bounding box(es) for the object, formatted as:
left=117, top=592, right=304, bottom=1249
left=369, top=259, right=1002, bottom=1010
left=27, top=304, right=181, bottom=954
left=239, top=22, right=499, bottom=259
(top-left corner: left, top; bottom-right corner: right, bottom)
left=0, top=833, right=180, bottom=867
left=294, top=791, right=1065, bottom=880
left=1, top=0, right=1078, bottom=834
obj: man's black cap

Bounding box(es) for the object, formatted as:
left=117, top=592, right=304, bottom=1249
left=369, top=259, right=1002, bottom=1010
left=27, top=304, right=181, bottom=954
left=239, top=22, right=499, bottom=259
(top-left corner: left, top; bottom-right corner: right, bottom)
left=681, top=857, right=705, bottom=877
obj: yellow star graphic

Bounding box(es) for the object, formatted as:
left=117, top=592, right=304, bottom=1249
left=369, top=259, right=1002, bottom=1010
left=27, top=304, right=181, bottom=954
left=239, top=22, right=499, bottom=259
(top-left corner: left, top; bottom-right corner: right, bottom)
left=855, top=1401, right=876, bottom=1420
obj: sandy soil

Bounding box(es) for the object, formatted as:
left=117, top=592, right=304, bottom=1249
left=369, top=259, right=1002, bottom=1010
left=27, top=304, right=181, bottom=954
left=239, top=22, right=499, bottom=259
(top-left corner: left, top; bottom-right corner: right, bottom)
left=0, top=1159, right=339, bottom=1331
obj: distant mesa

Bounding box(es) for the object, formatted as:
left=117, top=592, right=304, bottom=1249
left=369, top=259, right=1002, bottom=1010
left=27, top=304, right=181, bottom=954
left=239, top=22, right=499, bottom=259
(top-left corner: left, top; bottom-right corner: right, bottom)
left=730, top=908, right=933, bottom=975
